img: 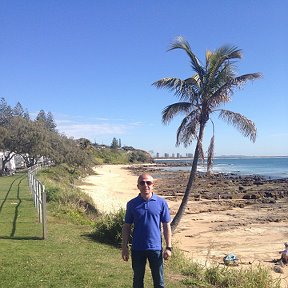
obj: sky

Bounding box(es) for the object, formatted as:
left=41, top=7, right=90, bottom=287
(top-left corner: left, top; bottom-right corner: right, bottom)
left=1, top=0, right=287, bottom=157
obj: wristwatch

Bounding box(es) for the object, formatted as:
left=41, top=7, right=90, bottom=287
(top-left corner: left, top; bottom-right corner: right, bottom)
left=166, top=246, right=172, bottom=252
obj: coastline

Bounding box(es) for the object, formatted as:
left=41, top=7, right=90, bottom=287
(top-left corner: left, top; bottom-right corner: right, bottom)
left=154, top=156, right=288, bottom=180
left=79, top=164, right=288, bottom=286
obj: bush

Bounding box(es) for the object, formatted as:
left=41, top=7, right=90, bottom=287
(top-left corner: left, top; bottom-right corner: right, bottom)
left=46, top=186, right=61, bottom=202
left=38, top=165, right=99, bottom=224
left=91, top=208, right=126, bottom=246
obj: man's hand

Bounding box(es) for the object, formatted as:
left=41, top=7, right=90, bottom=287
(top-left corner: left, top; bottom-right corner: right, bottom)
left=122, top=246, right=129, bottom=261
left=163, top=248, right=172, bottom=260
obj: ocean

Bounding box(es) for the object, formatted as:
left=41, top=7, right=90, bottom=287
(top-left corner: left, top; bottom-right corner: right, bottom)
left=154, top=156, right=288, bottom=179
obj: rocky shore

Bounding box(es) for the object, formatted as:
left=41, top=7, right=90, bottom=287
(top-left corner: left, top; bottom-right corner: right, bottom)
left=126, top=164, right=288, bottom=204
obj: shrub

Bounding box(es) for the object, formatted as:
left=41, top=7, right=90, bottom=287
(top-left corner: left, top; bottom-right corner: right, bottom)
left=91, top=208, right=126, bottom=246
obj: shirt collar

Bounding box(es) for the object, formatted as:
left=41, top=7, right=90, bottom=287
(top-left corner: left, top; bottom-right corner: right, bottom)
left=138, top=193, right=157, bottom=201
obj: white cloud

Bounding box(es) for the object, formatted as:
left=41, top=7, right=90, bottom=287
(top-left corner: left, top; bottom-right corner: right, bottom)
left=55, top=115, right=143, bottom=141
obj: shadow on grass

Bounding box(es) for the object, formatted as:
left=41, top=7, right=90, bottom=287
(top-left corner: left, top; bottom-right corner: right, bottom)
left=81, top=232, right=122, bottom=248
left=0, top=236, right=43, bottom=240
left=0, top=174, right=42, bottom=240
left=0, top=174, right=25, bottom=214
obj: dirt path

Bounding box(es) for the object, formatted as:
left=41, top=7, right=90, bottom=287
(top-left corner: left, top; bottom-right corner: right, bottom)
left=79, top=165, right=288, bottom=287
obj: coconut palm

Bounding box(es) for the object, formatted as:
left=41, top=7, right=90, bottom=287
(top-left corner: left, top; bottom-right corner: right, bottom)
left=153, top=36, right=261, bottom=232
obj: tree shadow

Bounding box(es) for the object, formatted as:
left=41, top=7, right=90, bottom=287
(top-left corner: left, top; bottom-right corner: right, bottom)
left=0, top=175, right=24, bottom=214
left=0, top=174, right=42, bottom=240
left=0, top=236, right=43, bottom=240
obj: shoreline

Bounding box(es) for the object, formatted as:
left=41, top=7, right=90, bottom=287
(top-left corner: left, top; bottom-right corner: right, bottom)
left=153, top=157, right=288, bottom=180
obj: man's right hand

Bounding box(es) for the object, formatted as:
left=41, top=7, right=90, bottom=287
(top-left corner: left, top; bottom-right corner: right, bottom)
left=122, top=246, right=129, bottom=261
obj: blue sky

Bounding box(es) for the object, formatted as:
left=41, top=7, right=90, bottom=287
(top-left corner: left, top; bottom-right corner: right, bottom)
left=1, top=1, right=287, bottom=156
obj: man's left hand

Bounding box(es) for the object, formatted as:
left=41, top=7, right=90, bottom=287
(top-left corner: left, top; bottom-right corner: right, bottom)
left=163, top=248, right=172, bottom=260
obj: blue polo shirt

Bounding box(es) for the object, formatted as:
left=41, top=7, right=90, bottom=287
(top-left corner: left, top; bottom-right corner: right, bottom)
left=125, top=193, right=171, bottom=251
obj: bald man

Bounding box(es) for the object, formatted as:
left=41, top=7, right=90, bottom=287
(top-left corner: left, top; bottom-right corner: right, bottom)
left=122, top=174, right=172, bottom=288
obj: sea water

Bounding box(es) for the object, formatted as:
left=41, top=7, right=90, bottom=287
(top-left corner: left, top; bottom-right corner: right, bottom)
left=154, top=157, right=288, bottom=179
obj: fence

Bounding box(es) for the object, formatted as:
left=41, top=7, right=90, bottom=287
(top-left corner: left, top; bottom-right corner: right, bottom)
left=28, top=165, right=47, bottom=239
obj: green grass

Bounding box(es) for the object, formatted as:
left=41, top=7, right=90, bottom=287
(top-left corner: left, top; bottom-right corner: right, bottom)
left=0, top=173, right=184, bottom=288
left=0, top=173, right=42, bottom=239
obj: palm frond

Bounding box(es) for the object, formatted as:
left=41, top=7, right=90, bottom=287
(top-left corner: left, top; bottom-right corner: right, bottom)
left=207, top=135, right=215, bottom=174
left=205, top=49, right=213, bottom=64
left=219, top=110, right=257, bottom=142
left=176, top=112, right=199, bottom=147
left=198, top=139, right=205, bottom=164
left=153, top=78, right=196, bottom=101
left=208, top=82, right=233, bottom=108
left=168, top=36, right=205, bottom=79
left=215, top=45, right=242, bottom=60
left=162, top=102, right=192, bottom=125
left=206, top=47, right=240, bottom=94
left=208, top=72, right=261, bottom=109
left=233, top=73, right=262, bottom=87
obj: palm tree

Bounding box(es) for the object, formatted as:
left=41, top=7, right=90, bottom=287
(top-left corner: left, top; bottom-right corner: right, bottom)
left=153, top=36, right=261, bottom=232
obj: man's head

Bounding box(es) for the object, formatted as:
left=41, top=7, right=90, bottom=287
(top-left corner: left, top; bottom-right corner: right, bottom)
left=137, top=173, right=154, bottom=200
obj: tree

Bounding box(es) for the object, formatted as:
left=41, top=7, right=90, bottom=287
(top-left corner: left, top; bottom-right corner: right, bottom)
left=2, top=117, right=50, bottom=168
left=153, top=37, right=261, bottom=232
left=46, top=111, right=57, bottom=131
left=0, top=97, right=13, bottom=126
left=111, top=137, right=119, bottom=149
left=12, top=102, right=29, bottom=119
left=35, top=110, right=56, bottom=131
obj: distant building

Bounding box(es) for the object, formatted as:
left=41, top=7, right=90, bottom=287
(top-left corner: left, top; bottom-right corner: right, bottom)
left=0, top=151, right=16, bottom=172
left=164, top=153, right=169, bottom=158
left=156, top=152, right=160, bottom=158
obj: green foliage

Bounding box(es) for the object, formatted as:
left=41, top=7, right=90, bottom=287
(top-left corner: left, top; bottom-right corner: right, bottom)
left=46, top=186, right=61, bottom=202
left=93, top=148, right=129, bottom=164
left=128, top=150, right=150, bottom=163
left=91, top=208, right=126, bottom=246
left=0, top=98, right=97, bottom=173
left=167, top=247, right=281, bottom=288
left=38, top=165, right=99, bottom=224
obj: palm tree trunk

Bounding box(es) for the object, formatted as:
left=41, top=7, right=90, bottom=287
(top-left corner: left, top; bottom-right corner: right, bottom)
left=171, top=124, right=205, bottom=233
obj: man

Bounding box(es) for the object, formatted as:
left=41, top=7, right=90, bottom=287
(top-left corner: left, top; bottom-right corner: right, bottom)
left=122, top=173, right=172, bottom=288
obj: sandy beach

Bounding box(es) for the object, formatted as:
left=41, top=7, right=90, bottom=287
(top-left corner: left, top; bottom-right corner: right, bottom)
left=78, top=165, right=139, bottom=213
left=79, top=164, right=288, bottom=287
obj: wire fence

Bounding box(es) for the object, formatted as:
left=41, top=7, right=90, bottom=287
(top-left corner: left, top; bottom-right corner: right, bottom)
left=28, top=165, right=47, bottom=239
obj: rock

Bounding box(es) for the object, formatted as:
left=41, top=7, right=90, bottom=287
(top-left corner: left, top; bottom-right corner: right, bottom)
left=273, top=265, right=284, bottom=274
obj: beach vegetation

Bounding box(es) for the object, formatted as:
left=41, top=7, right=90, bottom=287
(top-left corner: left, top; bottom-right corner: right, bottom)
left=90, top=208, right=127, bottom=246
left=153, top=37, right=261, bottom=232
left=168, top=247, right=281, bottom=288
left=37, top=165, right=99, bottom=225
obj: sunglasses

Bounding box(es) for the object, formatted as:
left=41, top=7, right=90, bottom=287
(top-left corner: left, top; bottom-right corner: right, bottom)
left=139, top=181, right=153, bottom=186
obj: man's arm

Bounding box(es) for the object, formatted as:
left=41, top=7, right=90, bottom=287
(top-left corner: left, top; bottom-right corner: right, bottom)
left=121, top=223, right=132, bottom=261
left=162, top=221, right=172, bottom=260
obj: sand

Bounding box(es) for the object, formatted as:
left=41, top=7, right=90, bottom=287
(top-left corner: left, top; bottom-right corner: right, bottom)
left=79, top=164, right=288, bottom=287
left=78, top=165, right=139, bottom=213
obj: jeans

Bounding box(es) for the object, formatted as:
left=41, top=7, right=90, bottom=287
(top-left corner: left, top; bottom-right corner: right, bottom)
left=131, top=250, right=164, bottom=288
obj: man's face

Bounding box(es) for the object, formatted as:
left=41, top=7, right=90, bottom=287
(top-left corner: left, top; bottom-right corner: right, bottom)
left=137, top=174, right=154, bottom=199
